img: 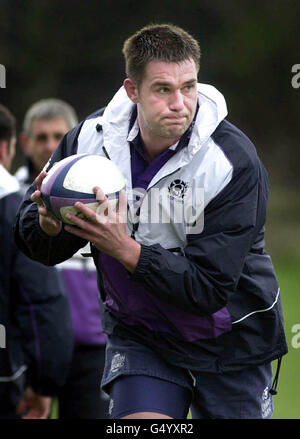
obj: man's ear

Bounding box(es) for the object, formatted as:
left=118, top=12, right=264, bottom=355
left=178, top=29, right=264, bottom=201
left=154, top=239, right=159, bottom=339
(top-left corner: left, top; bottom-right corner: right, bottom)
left=19, top=132, right=29, bottom=155
left=123, top=78, right=139, bottom=104
left=0, top=139, right=7, bottom=162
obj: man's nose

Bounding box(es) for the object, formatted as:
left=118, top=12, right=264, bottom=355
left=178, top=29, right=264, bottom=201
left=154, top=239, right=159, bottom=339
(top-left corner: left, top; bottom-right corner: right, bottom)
left=169, top=90, right=185, bottom=111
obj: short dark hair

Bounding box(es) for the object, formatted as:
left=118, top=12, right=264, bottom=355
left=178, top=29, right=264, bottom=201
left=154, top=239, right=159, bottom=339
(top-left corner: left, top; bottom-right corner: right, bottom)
left=122, top=23, right=201, bottom=86
left=0, top=104, right=16, bottom=142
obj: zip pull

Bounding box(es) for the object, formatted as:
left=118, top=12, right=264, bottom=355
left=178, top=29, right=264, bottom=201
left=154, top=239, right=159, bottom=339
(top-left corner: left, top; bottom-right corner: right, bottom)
left=130, top=207, right=140, bottom=240
left=269, top=357, right=282, bottom=395
left=102, top=146, right=110, bottom=160
left=130, top=224, right=138, bottom=240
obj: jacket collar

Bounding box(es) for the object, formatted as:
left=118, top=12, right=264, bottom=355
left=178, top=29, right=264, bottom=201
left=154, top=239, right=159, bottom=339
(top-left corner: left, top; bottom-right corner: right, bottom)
left=0, top=164, right=20, bottom=200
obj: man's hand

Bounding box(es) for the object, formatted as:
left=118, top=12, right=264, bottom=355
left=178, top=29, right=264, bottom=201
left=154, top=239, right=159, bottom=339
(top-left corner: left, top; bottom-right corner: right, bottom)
left=64, top=187, right=141, bottom=272
left=31, top=170, right=62, bottom=236
left=16, top=387, right=52, bottom=419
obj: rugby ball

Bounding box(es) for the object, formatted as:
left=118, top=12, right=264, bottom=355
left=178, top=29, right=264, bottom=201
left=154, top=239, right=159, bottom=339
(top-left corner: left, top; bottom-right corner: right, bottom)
left=41, top=153, right=126, bottom=224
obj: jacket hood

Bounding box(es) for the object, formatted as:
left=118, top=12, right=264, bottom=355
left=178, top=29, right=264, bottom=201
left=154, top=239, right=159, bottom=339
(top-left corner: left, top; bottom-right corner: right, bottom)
left=193, top=83, right=228, bottom=146
left=0, top=164, right=20, bottom=200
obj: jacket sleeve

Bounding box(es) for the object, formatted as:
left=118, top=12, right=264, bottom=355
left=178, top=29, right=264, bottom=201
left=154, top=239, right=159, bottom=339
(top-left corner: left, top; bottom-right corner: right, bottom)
left=12, top=248, right=74, bottom=396
left=14, top=124, right=88, bottom=266
left=131, top=159, right=266, bottom=316
left=5, top=192, right=74, bottom=396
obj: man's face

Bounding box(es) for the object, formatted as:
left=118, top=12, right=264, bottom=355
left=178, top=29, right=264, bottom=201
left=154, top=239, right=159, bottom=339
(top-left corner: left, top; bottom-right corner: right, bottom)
left=24, top=117, right=70, bottom=172
left=134, top=59, right=198, bottom=143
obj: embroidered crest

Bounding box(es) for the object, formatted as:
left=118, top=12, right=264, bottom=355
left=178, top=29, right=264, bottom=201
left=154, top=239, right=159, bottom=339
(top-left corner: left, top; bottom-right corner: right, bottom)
left=111, top=352, right=125, bottom=373
left=108, top=398, right=114, bottom=415
left=261, top=386, right=273, bottom=418
left=168, top=179, right=189, bottom=199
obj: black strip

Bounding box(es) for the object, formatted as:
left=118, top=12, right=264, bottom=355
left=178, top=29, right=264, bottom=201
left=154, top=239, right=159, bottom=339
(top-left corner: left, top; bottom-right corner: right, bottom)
left=269, top=357, right=282, bottom=395
left=102, top=146, right=110, bottom=160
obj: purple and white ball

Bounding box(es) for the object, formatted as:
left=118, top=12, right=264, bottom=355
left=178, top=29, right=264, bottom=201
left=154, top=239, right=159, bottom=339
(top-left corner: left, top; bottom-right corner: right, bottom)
left=41, top=153, right=126, bottom=224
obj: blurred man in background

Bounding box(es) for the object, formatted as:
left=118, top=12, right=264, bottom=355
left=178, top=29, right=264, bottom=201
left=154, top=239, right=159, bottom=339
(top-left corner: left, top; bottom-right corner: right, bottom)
left=15, top=98, right=109, bottom=419
left=0, top=103, right=73, bottom=419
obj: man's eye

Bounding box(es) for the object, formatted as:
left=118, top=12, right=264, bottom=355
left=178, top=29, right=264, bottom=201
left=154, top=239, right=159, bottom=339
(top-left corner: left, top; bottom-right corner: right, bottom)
left=158, top=87, right=168, bottom=94
left=54, top=133, right=64, bottom=141
left=36, top=134, right=47, bottom=142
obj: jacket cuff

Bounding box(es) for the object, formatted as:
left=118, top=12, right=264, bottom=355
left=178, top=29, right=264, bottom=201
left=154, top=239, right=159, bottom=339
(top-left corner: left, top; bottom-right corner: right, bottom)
left=30, top=382, right=58, bottom=397
left=131, top=244, right=153, bottom=280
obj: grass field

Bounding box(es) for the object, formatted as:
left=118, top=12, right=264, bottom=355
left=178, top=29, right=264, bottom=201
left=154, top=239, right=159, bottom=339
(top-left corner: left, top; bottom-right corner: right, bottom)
left=266, top=186, right=300, bottom=418
left=271, top=261, right=300, bottom=419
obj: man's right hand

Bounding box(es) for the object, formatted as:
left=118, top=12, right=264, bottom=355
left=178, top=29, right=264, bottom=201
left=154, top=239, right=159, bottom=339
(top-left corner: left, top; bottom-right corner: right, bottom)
left=31, top=170, right=62, bottom=237
left=16, top=386, right=52, bottom=419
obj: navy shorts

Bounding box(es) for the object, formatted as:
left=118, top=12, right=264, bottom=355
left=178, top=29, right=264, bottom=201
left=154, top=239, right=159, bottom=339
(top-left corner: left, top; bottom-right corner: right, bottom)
left=101, top=335, right=274, bottom=419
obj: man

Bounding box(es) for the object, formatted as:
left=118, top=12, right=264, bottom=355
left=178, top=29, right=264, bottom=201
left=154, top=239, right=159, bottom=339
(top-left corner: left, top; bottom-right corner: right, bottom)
left=16, top=98, right=77, bottom=184
left=14, top=24, right=288, bottom=419
left=0, top=103, right=73, bottom=419
left=15, top=98, right=108, bottom=419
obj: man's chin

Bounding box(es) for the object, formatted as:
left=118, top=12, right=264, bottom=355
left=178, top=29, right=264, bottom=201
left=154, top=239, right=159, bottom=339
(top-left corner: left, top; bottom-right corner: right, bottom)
left=164, top=127, right=187, bottom=139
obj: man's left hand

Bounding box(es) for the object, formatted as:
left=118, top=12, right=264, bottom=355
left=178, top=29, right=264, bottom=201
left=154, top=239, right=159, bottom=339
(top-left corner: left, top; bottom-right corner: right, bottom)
left=64, top=187, right=141, bottom=272
left=16, top=387, right=52, bottom=419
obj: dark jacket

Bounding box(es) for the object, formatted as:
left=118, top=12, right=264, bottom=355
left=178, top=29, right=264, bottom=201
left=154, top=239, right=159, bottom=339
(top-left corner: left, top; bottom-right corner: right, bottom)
left=1, top=168, right=73, bottom=412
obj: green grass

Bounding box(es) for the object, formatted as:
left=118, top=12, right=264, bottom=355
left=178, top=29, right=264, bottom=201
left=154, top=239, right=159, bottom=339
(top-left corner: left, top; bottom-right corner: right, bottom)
left=49, top=398, right=59, bottom=419
left=265, top=186, right=300, bottom=418
left=271, top=260, right=300, bottom=419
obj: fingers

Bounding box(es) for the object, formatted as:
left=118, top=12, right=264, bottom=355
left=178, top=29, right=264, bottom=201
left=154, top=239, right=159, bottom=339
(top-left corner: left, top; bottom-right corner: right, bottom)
left=117, top=189, right=128, bottom=220
left=64, top=223, right=92, bottom=241
left=21, top=408, right=38, bottom=419
left=22, top=408, right=48, bottom=419
left=64, top=198, right=112, bottom=239
left=31, top=170, right=47, bottom=208
left=31, top=170, right=55, bottom=219
left=74, top=202, right=99, bottom=223
left=31, top=190, right=52, bottom=219
left=35, top=170, right=47, bottom=191
left=37, top=205, right=49, bottom=216
left=94, top=186, right=107, bottom=202
left=31, top=189, right=44, bottom=206
left=93, top=187, right=128, bottom=224
left=31, top=186, right=62, bottom=235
